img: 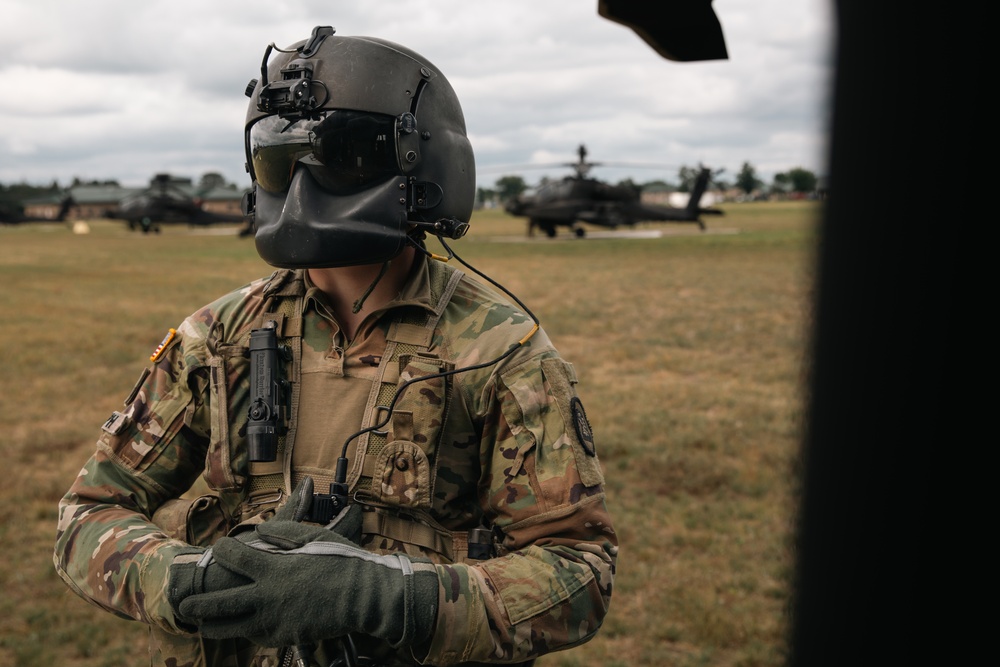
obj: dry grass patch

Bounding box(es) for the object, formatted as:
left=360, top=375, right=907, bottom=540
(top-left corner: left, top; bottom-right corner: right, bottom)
left=0, top=202, right=817, bottom=667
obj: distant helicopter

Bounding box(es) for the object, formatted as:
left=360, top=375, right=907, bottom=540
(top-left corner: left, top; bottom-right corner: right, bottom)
left=0, top=195, right=73, bottom=225
left=503, top=145, right=723, bottom=238
left=105, top=174, right=249, bottom=234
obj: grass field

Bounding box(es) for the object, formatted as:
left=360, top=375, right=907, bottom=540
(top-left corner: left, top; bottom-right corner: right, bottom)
left=0, top=201, right=819, bottom=667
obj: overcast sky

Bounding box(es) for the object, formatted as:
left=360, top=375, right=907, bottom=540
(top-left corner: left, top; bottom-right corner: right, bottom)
left=0, top=0, right=833, bottom=190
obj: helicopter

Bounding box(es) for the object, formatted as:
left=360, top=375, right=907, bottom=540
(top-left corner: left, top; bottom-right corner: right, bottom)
left=0, top=195, right=74, bottom=225
left=104, top=173, right=250, bottom=234
left=502, top=145, right=723, bottom=238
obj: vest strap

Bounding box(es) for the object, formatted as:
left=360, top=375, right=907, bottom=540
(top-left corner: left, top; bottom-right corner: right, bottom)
left=362, top=508, right=473, bottom=563
left=243, top=285, right=304, bottom=510
left=352, top=263, right=464, bottom=494
left=244, top=264, right=469, bottom=557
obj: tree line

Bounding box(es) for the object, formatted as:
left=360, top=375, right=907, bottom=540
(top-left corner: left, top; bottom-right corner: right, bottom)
left=0, top=173, right=242, bottom=214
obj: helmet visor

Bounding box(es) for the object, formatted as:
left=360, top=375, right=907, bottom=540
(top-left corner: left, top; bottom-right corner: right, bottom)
left=249, top=111, right=400, bottom=195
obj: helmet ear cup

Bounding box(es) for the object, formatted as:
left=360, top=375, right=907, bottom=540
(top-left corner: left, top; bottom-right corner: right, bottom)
left=240, top=186, right=255, bottom=221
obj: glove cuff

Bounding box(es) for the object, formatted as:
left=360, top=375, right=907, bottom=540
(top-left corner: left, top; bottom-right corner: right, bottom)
left=166, top=548, right=212, bottom=630
left=394, top=561, right=440, bottom=648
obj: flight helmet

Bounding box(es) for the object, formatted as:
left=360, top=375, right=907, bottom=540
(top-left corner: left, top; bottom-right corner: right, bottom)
left=243, top=26, right=475, bottom=268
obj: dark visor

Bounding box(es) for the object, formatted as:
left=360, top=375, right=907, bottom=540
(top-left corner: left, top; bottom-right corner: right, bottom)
left=249, top=111, right=400, bottom=195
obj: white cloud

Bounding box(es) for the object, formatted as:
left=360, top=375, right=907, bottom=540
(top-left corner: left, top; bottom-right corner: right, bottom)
left=0, top=0, right=833, bottom=187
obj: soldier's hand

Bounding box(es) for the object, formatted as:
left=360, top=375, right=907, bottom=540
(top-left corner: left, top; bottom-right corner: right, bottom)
left=167, top=476, right=364, bottom=632
left=270, top=476, right=362, bottom=544
left=175, top=522, right=439, bottom=649
left=166, top=479, right=315, bottom=628
left=166, top=548, right=250, bottom=630
left=271, top=476, right=316, bottom=522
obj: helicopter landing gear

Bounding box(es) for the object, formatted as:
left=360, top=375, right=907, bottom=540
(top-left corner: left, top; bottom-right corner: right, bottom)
left=572, top=225, right=586, bottom=238
left=533, top=221, right=558, bottom=238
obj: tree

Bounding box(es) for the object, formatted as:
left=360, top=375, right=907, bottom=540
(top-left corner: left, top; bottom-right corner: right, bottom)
left=616, top=177, right=641, bottom=195
left=775, top=167, right=818, bottom=193
left=199, top=172, right=228, bottom=190
left=494, top=175, right=527, bottom=202
left=640, top=179, right=673, bottom=190
left=70, top=177, right=120, bottom=187
left=772, top=172, right=792, bottom=194
left=788, top=167, right=819, bottom=192
left=677, top=166, right=701, bottom=193
left=736, top=162, right=763, bottom=195
left=0, top=180, right=65, bottom=206
left=476, top=186, right=497, bottom=208
left=708, top=167, right=727, bottom=193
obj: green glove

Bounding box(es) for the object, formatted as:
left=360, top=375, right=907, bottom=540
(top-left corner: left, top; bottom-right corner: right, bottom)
left=263, top=476, right=363, bottom=546
left=271, top=477, right=363, bottom=544
left=176, top=520, right=439, bottom=648
left=167, top=546, right=249, bottom=629
left=271, top=476, right=316, bottom=523
left=168, top=477, right=362, bottom=626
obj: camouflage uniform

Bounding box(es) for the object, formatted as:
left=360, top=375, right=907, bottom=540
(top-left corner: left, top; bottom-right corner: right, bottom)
left=54, top=257, right=617, bottom=667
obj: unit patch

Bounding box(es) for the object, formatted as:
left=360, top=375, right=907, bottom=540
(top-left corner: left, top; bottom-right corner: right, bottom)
left=570, top=396, right=596, bottom=456
left=102, top=411, right=129, bottom=435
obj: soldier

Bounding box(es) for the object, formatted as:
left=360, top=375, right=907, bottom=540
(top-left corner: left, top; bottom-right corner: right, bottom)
left=54, top=26, right=617, bottom=667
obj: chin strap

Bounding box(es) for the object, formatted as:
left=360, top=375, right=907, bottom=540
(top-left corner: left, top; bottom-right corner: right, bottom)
left=352, top=260, right=392, bottom=314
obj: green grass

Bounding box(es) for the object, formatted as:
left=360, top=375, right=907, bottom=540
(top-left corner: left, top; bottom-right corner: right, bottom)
left=0, top=201, right=819, bottom=667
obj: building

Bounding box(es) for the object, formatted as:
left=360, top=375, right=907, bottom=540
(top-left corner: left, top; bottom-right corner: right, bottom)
left=21, top=176, right=246, bottom=221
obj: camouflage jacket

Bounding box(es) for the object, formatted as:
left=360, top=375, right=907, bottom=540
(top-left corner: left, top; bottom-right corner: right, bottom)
left=54, top=258, right=617, bottom=667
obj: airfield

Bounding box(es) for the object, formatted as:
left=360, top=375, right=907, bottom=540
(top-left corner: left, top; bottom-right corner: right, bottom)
left=38, top=215, right=743, bottom=241
left=1, top=201, right=817, bottom=667
left=488, top=225, right=741, bottom=243
left=177, top=224, right=739, bottom=240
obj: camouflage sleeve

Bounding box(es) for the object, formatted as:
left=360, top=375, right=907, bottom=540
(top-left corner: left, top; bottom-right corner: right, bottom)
left=53, top=314, right=214, bottom=634
left=423, top=349, right=618, bottom=665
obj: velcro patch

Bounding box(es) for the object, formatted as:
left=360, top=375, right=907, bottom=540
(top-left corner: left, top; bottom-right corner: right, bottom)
left=102, top=411, right=130, bottom=435
left=570, top=397, right=596, bottom=456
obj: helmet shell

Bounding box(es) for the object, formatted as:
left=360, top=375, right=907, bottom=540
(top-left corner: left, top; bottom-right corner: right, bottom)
left=245, top=30, right=475, bottom=268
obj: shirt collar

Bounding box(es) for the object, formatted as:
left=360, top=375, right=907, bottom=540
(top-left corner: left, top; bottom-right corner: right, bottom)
left=300, top=257, right=436, bottom=320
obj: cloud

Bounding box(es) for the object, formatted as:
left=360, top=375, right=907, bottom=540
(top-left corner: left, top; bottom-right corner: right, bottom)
left=0, top=0, right=834, bottom=187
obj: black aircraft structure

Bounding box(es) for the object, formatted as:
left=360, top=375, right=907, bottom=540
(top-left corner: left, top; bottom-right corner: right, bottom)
left=0, top=195, right=74, bottom=225
left=105, top=174, right=250, bottom=234
left=502, top=145, right=723, bottom=238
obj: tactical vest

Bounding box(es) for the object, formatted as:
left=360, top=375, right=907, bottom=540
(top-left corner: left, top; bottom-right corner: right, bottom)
left=149, top=262, right=521, bottom=667
left=155, top=261, right=490, bottom=564
left=148, top=262, right=539, bottom=667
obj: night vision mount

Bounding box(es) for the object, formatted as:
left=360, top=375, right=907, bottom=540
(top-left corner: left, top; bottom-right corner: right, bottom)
left=245, top=26, right=335, bottom=117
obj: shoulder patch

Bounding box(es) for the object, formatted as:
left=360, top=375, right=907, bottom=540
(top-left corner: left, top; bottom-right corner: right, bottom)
left=570, top=396, right=596, bottom=456
left=149, top=328, right=177, bottom=363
